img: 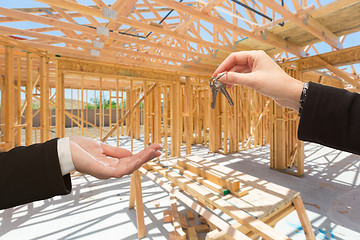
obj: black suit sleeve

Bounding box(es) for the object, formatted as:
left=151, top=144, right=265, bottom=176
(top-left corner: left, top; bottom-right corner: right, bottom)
left=0, top=138, right=72, bottom=210
left=298, top=82, right=360, bottom=155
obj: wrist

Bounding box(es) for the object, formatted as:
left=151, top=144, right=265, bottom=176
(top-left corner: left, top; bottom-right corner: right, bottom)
left=298, top=82, right=309, bottom=116
left=57, top=137, right=75, bottom=175
left=68, top=139, right=81, bottom=172
left=275, top=76, right=303, bottom=111
left=288, top=78, right=303, bottom=112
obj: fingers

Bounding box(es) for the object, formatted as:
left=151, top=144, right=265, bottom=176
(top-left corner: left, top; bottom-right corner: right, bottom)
left=213, top=51, right=255, bottom=77
left=100, top=142, right=132, bottom=159
left=112, top=144, right=161, bottom=178
left=134, top=144, right=162, bottom=167
left=146, top=143, right=162, bottom=152
left=218, top=71, right=255, bottom=88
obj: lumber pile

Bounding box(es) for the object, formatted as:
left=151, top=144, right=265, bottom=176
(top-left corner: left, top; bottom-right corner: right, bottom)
left=141, top=155, right=315, bottom=239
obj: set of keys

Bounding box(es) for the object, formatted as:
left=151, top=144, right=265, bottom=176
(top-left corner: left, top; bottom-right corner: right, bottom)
left=210, top=72, right=234, bottom=109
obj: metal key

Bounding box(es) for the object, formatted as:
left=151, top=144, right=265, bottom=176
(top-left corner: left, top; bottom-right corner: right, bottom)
left=210, top=72, right=234, bottom=109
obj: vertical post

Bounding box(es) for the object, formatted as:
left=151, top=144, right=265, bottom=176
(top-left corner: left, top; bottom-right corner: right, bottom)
left=4, top=46, right=15, bottom=150
left=77, top=89, right=80, bottom=136
left=16, top=57, right=21, bottom=145
left=154, top=84, right=161, bottom=143
left=203, top=87, right=210, bottom=146
left=209, top=91, right=221, bottom=153
left=134, top=170, right=145, bottom=238
left=129, top=174, right=136, bottom=209
left=271, top=102, right=286, bottom=170
left=94, top=89, right=97, bottom=135
left=56, top=66, right=65, bottom=138
left=40, top=56, right=49, bottom=142
left=209, top=97, right=216, bottom=153
left=195, top=88, right=200, bottom=143
left=26, top=52, right=33, bottom=145
left=135, top=88, right=141, bottom=140
left=130, top=81, right=134, bottom=151
left=171, top=81, right=180, bottom=156
left=61, top=73, right=65, bottom=137
left=296, top=138, right=305, bottom=176
left=270, top=100, right=275, bottom=168
left=228, top=89, right=233, bottom=152
left=54, top=63, right=59, bottom=139
left=109, top=89, right=112, bottom=138
left=122, top=91, right=126, bottom=138
left=149, top=87, right=154, bottom=144
left=223, top=92, right=229, bottom=154
left=81, top=75, right=84, bottom=136
left=234, top=87, right=239, bottom=152
left=46, top=57, right=50, bottom=140
left=143, top=83, right=149, bottom=147
left=179, top=85, right=184, bottom=144
left=71, top=89, right=73, bottom=136
left=86, top=90, right=89, bottom=137
left=0, top=77, right=4, bottom=144
left=185, top=76, right=192, bottom=154
left=125, top=90, right=130, bottom=136
left=163, top=84, right=168, bottom=158
left=253, top=92, right=258, bottom=146
left=100, top=77, right=103, bottom=140
left=121, top=91, right=124, bottom=136
left=116, top=79, right=119, bottom=147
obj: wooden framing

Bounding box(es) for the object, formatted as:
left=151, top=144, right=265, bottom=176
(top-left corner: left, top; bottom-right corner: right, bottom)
left=1, top=36, right=355, bottom=172
left=141, top=156, right=315, bottom=239
left=4, top=46, right=15, bottom=150
left=25, top=52, right=33, bottom=145
left=0, top=1, right=359, bottom=238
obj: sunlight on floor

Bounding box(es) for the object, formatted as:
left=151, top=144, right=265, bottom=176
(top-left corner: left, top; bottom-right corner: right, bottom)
left=1, top=136, right=359, bottom=240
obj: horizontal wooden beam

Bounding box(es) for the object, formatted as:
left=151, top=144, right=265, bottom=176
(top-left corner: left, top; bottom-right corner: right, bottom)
left=179, top=167, right=231, bottom=196
left=313, top=56, right=360, bottom=89
left=177, top=158, right=240, bottom=192
left=0, top=25, right=217, bottom=70
left=0, top=7, right=221, bottom=65
left=296, top=45, right=360, bottom=71
left=252, top=5, right=315, bottom=33
left=21, top=40, right=212, bottom=75
left=257, top=0, right=340, bottom=49
left=57, top=58, right=180, bottom=80
left=151, top=0, right=304, bottom=56
left=34, top=0, right=233, bottom=54
left=0, top=35, right=43, bottom=56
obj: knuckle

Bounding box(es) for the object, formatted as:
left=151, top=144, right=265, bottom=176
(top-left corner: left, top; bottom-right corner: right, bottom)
left=256, top=50, right=266, bottom=55
left=229, top=52, right=237, bottom=59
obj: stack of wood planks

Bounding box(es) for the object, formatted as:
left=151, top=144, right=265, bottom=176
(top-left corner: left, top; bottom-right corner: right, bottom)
left=139, top=155, right=315, bottom=239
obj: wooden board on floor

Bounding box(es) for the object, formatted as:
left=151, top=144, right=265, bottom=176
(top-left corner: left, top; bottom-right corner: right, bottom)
left=147, top=156, right=313, bottom=240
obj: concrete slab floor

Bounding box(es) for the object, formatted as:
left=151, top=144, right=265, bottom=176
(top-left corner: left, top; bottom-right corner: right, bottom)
left=0, top=136, right=359, bottom=240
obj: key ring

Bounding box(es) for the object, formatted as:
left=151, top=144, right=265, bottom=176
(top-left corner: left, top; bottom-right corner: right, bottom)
left=211, top=72, right=226, bottom=84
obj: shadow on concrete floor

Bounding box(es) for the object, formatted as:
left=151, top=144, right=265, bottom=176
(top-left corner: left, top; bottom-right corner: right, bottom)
left=1, top=136, right=359, bottom=240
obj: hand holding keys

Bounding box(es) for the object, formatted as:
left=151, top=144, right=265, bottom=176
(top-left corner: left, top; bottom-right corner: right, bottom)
left=210, top=72, right=234, bottom=109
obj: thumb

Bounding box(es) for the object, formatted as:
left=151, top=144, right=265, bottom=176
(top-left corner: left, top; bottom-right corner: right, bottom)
left=218, top=71, right=254, bottom=88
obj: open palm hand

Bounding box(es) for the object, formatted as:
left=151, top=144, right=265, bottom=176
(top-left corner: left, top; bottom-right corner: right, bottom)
left=69, top=136, right=161, bottom=179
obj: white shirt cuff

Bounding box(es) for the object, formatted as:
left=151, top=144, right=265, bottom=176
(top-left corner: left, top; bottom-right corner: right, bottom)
left=57, top=137, right=75, bottom=175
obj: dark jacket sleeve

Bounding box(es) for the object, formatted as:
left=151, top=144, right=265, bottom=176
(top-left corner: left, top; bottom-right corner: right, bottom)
left=0, top=138, right=72, bottom=210
left=298, top=82, right=360, bottom=155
